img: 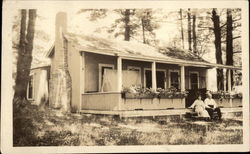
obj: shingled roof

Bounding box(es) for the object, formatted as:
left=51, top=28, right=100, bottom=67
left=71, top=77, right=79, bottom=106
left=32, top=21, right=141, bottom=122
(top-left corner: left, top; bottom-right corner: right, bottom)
left=47, top=32, right=241, bottom=69
left=65, top=33, right=212, bottom=66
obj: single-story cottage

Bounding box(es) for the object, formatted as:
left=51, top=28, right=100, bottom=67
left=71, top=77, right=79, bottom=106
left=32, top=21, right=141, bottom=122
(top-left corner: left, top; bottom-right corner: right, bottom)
left=34, top=12, right=242, bottom=113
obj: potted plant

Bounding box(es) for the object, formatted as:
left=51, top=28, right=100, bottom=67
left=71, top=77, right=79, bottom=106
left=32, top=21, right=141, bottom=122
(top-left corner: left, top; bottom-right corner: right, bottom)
left=211, top=91, right=224, bottom=99
left=157, top=87, right=188, bottom=99
left=121, top=86, right=140, bottom=99
left=236, top=92, right=243, bottom=99
left=139, top=88, right=157, bottom=99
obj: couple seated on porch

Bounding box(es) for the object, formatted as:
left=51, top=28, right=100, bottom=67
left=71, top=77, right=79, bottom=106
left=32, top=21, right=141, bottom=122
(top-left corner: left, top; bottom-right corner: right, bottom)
left=189, top=92, right=222, bottom=120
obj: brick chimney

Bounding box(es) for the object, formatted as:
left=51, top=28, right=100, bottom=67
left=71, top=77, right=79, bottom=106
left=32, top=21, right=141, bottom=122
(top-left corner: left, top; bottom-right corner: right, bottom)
left=49, top=12, right=72, bottom=111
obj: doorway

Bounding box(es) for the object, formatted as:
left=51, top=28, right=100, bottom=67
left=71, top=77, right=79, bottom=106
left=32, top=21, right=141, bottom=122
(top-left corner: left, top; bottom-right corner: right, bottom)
left=190, top=72, right=199, bottom=90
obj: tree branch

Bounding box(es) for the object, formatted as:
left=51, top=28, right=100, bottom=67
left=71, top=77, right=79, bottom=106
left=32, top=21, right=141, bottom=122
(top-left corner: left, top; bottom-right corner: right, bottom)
left=220, top=23, right=227, bottom=28
left=197, top=26, right=214, bottom=30
left=232, top=36, right=241, bottom=40
left=233, top=18, right=241, bottom=22
left=233, top=24, right=241, bottom=29
left=221, top=36, right=241, bottom=43
left=233, top=51, right=241, bottom=54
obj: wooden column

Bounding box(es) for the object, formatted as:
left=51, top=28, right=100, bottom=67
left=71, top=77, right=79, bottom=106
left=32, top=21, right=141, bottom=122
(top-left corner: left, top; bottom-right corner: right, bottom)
left=79, top=52, right=85, bottom=112
left=205, top=68, right=209, bottom=91
left=227, top=69, right=232, bottom=92
left=81, top=52, right=85, bottom=94
left=232, top=69, right=235, bottom=90
left=227, top=69, right=233, bottom=107
left=180, top=65, right=185, bottom=91
left=223, top=69, right=227, bottom=91
left=117, top=56, right=122, bottom=92
left=152, top=61, right=157, bottom=91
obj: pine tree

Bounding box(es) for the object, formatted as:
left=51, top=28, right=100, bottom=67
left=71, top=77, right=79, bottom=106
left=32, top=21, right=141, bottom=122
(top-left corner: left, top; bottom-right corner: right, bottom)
left=14, top=9, right=37, bottom=99
left=211, top=8, right=224, bottom=91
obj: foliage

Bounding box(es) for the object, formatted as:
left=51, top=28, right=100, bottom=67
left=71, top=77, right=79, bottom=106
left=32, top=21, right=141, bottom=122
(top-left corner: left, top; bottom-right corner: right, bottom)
left=122, top=86, right=158, bottom=99
left=157, top=87, right=189, bottom=99
left=211, top=91, right=242, bottom=99
left=78, top=9, right=161, bottom=45
left=121, top=86, right=188, bottom=99
left=134, top=9, right=160, bottom=45
left=77, top=9, right=108, bottom=21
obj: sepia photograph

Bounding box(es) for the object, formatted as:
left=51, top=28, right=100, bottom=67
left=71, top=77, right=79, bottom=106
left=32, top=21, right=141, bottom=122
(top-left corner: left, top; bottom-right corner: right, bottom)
left=1, top=0, right=249, bottom=153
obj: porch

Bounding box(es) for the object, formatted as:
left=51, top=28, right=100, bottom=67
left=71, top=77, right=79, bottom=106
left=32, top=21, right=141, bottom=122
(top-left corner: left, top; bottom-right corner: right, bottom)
left=80, top=52, right=242, bottom=113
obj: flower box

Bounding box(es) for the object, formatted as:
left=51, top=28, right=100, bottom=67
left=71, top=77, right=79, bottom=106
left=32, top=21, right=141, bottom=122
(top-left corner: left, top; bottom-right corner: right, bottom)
left=139, top=93, right=156, bottom=99
left=158, top=95, right=173, bottom=99
left=122, top=93, right=140, bottom=99
left=122, top=92, right=156, bottom=99
left=173, top=93, right=186, bottom=99
left=212, top=93, right=223, bottom=99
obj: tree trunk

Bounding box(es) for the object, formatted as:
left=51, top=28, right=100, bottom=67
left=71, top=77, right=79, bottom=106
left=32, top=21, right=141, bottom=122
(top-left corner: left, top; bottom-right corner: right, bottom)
left=14, top=10, right=27, bottom=99
left=226, top=9, right=234, bottom=90
left=141, top=18, right=146, bottom=44
left=192, top=14, right=197, bottom=54
left=187, top=8, right=192, bottom=51
left=180, top=9, right=185, bottom=49
left=211, top=8, right=224, bottom=91
left=124, top=9, right=130, bottom=41
left=14, top=9, right=37, bottom=99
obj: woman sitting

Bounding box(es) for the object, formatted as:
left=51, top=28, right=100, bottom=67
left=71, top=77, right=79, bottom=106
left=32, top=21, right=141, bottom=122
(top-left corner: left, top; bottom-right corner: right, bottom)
left=189, top=94, right=210, bottom=118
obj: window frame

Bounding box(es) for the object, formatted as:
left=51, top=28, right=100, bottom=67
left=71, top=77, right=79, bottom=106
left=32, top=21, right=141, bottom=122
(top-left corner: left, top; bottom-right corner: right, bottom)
left=98, top=63, right=115, bottom=92
left=144, top=68, right=167, bottom=89
left=189, top=71, right=200, bottom=89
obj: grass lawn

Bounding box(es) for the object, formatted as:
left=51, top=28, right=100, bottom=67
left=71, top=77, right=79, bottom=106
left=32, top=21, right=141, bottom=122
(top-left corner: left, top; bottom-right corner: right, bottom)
left=13, top=102, right=243, bottom=146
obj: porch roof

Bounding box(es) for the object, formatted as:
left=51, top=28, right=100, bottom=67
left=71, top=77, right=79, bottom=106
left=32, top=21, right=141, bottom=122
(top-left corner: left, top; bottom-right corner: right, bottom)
left=47, top=33, right=241, bottom=70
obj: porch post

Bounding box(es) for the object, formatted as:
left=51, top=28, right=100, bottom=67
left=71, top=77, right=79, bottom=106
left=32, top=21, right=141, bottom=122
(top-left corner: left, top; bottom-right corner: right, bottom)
left=117, top=56, right=122, bottom=92
left=232, top=69, right=236, bottom=90
left=152, top=61, right=157, bottom=91
left=227, top=69, right=232, bottom=92
left=223, top=69, right=227, bottom=91
left=227, top=69, right=233, bottom=107
left=180, top=65, right=185, bottom=91
left=205, top=68, right=210, bottom=91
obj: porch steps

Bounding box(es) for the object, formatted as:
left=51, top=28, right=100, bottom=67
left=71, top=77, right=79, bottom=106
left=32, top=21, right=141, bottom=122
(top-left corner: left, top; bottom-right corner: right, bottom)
left=80, top=107, right=242, bottom=118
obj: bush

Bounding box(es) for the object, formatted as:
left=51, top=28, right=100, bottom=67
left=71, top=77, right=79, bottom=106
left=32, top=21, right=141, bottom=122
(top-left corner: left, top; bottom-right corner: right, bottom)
left=13, top=97, right=38, bottom=146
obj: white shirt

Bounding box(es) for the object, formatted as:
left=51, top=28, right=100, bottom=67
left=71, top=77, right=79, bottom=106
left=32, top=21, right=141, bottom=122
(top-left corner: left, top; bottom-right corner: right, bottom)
left=204, top=98, right=217, bottom=108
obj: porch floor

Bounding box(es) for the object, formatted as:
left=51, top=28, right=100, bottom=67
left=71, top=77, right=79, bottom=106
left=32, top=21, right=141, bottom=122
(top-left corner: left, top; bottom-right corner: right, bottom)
left=80, top=107, right=242, bottom=118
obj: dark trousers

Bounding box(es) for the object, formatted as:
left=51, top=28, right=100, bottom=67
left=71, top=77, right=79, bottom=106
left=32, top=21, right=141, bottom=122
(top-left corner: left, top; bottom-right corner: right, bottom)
left=206, top=107, right=222, bottom=119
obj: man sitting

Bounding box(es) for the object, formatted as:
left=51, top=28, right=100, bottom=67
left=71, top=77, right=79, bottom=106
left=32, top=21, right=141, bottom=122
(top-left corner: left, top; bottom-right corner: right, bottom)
left=204, top=92, right=222, bottom=120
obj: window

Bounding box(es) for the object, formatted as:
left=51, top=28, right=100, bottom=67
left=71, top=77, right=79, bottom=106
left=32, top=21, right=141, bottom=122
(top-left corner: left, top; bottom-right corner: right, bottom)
left=145, top=69, right=152, bottom=88
left=189, top=71, right=199, bottom=89
left=98, top=64, right=114, bottom=92
left=169, top=70, right=180, bottom=89
left=27, top=75, right=34, bottom=99
left=144, top=68, right=166, bottom=89
left=127, top=66, right=142, bottom=86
